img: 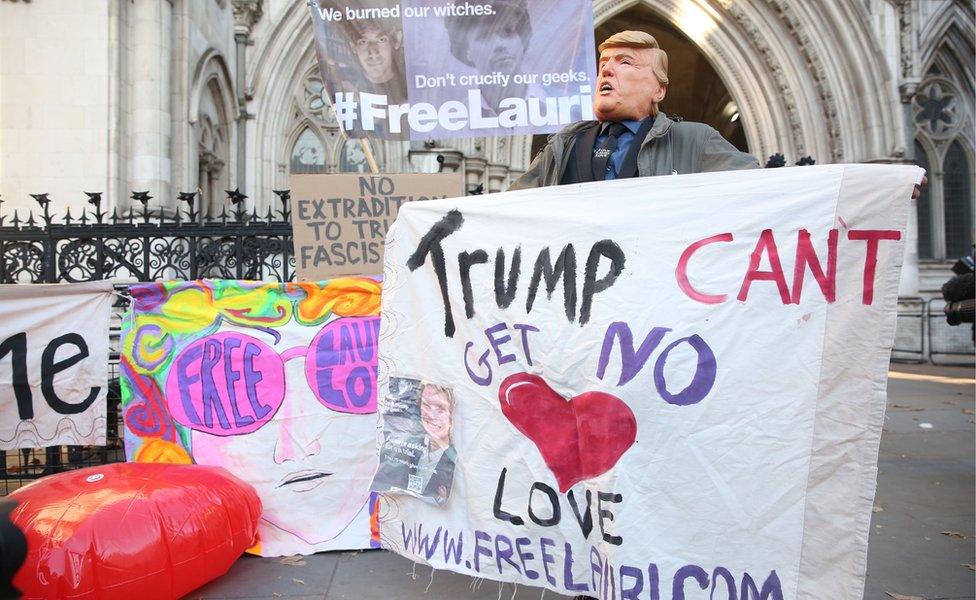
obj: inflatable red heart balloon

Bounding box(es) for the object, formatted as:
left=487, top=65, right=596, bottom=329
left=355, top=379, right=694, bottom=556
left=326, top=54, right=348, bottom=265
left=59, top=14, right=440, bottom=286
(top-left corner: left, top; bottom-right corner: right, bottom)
left=498, top=372, right=637, bottom=492
left=9, top=462, right=261, bottom=600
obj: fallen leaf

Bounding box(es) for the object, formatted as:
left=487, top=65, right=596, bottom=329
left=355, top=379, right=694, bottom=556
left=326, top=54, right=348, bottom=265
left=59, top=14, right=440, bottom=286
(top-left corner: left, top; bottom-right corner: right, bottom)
left=873, top=506, right=884, bottom=513
left=292, top=579, right=305, bottom=585
left=272, top=594, right=282, bottom=598
left=279, top=555, right=307, bottom=566
left=886, top=593, right=924, bottom=600
left=891, top=404, right=923, bottom=411
left=962, top=563, right=975, bottom=571
left=962, top=408, right=974, bottom=415
left=941, top=530, right=967, bottom=539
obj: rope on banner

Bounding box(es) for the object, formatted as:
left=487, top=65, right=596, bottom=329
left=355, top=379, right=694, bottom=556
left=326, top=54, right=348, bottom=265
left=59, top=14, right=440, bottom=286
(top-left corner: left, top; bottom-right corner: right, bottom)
left=111, top=288, right=132, bottom=302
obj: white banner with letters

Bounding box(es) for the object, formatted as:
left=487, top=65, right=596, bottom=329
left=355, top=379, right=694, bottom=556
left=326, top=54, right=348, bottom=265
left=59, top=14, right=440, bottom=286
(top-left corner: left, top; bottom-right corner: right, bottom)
left=0, top=281, right=112, bottom=450
left=374, top=164, right=923, bottom=599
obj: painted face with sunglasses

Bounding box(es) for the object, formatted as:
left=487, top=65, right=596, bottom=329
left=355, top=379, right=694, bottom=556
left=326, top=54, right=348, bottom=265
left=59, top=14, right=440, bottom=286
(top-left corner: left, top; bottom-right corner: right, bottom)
left=170, top=316, right=380, bottom=555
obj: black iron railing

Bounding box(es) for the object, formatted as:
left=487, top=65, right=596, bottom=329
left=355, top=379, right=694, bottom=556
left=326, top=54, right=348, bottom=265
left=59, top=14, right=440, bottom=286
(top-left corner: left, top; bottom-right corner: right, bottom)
left=1, top=190, right=294, bottom=284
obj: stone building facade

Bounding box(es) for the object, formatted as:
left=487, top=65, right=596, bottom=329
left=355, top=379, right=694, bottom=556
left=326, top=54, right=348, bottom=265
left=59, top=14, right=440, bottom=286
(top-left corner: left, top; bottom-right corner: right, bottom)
left=1, top=0, right=973, bottom=342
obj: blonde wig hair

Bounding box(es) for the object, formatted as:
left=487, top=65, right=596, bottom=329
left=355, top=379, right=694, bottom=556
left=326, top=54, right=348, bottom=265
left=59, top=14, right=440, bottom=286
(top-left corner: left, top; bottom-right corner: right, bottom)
left=599, top=30, right=669, bottom=88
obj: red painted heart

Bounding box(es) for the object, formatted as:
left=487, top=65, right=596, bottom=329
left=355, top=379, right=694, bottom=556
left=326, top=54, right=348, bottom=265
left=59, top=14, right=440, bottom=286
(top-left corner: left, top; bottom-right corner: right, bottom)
left=498, top=372, right=637, bottom=493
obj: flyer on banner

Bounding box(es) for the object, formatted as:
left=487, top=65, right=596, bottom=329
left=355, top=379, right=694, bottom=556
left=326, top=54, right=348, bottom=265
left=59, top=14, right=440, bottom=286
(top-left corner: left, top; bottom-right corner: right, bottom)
left=309, top=0, right=595, bottom=140
left=121, top=279, right=383, bottom=557
left=373, top=164, right=924, bottom=599
left=370, top=376, right=458, bottom=504
left=0, top=282, right=112, bottom=450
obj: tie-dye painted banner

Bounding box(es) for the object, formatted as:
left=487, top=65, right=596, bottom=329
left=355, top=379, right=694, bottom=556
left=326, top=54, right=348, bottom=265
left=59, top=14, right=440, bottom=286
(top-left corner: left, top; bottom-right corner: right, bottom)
left=121, top=279, right=382, bottom=557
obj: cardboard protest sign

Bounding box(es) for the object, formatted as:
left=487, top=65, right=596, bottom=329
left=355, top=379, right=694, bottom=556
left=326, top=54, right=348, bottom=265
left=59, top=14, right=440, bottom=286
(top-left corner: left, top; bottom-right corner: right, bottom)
left=290, top=172, right=463, bottom=280
left=374, top=164, right=924, bottom=599
left=310, top=0, right=595, bottom=140
left=121, top=279, right=382, bottom=557
left=0, top=282, right=111, bottom=450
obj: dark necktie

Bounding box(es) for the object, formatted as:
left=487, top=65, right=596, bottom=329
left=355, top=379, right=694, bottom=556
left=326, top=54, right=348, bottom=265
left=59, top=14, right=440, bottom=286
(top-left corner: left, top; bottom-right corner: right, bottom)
left=592, top=122, right=628, bottom=180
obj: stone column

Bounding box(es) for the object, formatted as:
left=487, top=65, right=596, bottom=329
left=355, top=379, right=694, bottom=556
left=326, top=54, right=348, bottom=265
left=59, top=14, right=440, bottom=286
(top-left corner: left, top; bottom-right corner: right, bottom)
left=464, top=156, right=487, bottom=194
left=486, top=163, right=508, bottom=194
left=128, top=0, right=174, bottom=212
left=894, top=0, right=921, bottom=298
left=408, top=146, right=463, bottom=175
left=232, top=0, right=264, bottom=195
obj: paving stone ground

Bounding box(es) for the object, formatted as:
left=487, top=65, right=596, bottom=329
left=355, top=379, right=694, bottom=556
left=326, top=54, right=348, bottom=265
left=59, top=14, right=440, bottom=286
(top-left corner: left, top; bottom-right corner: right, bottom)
left=191, top=364, right=976, bottom=600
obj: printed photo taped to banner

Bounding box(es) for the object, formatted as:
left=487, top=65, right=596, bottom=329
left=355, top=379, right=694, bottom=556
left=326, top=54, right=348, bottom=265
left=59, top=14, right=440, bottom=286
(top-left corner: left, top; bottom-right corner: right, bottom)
left=122, top=279, right=383, bottom=557
left=376, top=164, right=923, bottom=598
left=371, top=377, right=458, bottom=504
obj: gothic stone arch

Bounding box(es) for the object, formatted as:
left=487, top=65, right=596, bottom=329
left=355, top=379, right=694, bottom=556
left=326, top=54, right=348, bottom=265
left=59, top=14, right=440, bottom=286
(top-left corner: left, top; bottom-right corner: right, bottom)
left=188, top=49, right=238, bottom=213
left=248, top=0, right=904, bottom=197
left=592, top=0, right=901, bottom=163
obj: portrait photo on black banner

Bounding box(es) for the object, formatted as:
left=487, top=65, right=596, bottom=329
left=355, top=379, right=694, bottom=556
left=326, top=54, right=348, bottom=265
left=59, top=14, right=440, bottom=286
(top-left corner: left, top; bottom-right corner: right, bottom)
left=401, top=0, right=595, bottom=138
left=311, top=0, right=409, bottom=138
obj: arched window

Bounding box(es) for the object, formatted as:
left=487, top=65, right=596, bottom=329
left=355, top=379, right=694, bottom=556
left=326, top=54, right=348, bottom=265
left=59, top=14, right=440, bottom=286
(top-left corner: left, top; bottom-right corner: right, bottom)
left=943, top=140, right=973, bottom=259
left=290, top=128, right=327, bottom=174
left=339, top=139, right=370, bottom=173
left=911, top=48, right=974, bottom=262
left=914, top=140, right=934, bottom=260
left=285, top=64, right=396, bottom=178
left=196, top=80, right=230, bottom=214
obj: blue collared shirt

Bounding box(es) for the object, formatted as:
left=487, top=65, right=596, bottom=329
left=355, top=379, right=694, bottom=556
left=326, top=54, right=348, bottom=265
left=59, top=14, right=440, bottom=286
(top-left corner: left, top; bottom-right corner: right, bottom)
left=593, top=120, right=642, bottom=180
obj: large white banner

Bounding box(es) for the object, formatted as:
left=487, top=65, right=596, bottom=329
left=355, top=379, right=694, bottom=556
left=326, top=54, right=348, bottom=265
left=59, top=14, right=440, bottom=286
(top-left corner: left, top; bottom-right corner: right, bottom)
left=0, top=282, right=112, bottom=450
left=375, top=164, right=923, bottom=599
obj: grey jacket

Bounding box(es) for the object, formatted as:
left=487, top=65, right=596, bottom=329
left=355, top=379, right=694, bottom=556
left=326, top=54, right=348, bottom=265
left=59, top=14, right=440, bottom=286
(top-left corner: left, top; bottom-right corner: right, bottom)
left=509, top=112, right=759, bottom=190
